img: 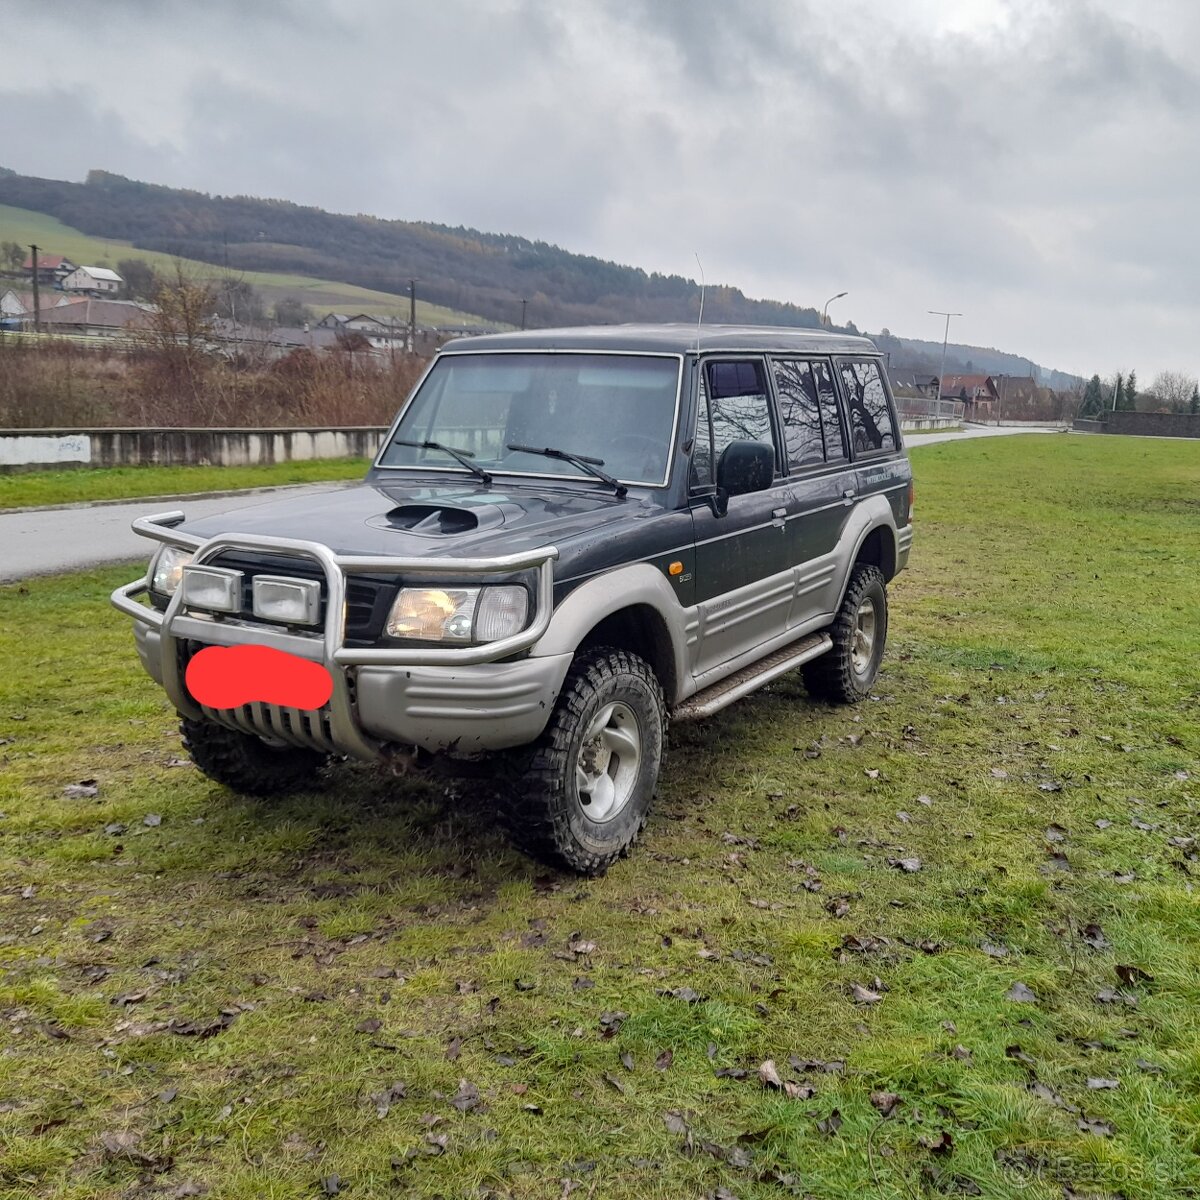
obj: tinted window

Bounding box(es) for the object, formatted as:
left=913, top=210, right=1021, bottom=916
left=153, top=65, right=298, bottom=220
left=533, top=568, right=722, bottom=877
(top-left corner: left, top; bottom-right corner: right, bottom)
left=772, top=359, right=826, bottom=470
left=691, top=359, right=777, bottom=487
left=839, top=359, right=897, bottom=454
left=813, top=360, right=847, bottom=463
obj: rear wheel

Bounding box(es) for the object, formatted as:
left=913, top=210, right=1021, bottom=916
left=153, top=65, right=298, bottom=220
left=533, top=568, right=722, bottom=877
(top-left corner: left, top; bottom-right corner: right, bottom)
left=502, top=648, right=666, bottom=874
left=802, top=564, right=888, bottom=703
left=180, top=717, right=327, bottom=796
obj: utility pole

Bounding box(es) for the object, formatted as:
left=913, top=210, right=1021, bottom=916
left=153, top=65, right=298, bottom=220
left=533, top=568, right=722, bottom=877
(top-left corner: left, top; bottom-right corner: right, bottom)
left=521, top=298, right=528, bottom=330
left=29, top=244, right=41, bottom=333
left=408, top=279, right=418, bottom=352
left=928, top=309, right=962, bottom=406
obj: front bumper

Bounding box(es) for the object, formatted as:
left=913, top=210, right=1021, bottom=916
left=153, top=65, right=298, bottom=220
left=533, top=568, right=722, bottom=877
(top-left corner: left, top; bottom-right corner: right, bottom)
left=114, top=512, right=567, bottom=759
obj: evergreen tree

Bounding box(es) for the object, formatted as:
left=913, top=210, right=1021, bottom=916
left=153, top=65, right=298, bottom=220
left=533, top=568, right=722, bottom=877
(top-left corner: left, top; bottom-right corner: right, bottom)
left=1191, top=384, right=1200, bottom=415
left=1123, top=369, right=1137, bottom=411
left=1112, top=372, right=1124, bottom=412
left=1081, top=374, right=1104, bottom=416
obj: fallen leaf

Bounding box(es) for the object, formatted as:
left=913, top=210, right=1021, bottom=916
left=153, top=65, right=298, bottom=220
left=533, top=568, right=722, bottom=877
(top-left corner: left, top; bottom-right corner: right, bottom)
left=1005, top=981, right=1039, bottom=1003
left=919, top=1130, right=954, bottom=1154
left=870, top=1091, right=901, bottom=1117
left=369, top=1081, right=407, bottom=1118
left=851, top=983, right=882, bottom=1005
left=620, top=1051, right=635, bottom=1071
left=1081, top=924, right=1110, bottom=950
left=321, top=1175, right=340, bottom=1195
left=445, top=1036, right=462, bottom=1061
left=514, top=978, right=536, bottom=992
left=1045, top=824, right=1068, bottom=842
left=888, top=856, right=922, bottom=873
left=450, top=1079, right=480, bottom=1113
left=603, top=1072, right=627, bottom=1095
left=568, top=938, right=597, bottom=956
left=143, top=813, right=162, bottom=827
left=1087, top=1077, right=1119, bottom=1090
left=572, top=977, right=595, bottom=991
left=663, top=1109, right=690, bottom=1137
left=952, top=1044, right=973, bottom=1063
left=654, top=1049, right=673, bottom=1071
left=981, top=941, right=1010, bottom=959
left=355, top=1018, right=382, bottom=1034
left=1115, top=963, right=1154, bottom=987
left=758, top=1059, right=784, bottom=1089
left=1006, top=1044, right=1036, bottom=1068
left=1077, top=1116, right=1114, bottom=1137
left=598, top=1011, right=628, bottom=1037
left=63, top=780, right=99, bottom=799
left=816, top=1108, right=843, bottom=1136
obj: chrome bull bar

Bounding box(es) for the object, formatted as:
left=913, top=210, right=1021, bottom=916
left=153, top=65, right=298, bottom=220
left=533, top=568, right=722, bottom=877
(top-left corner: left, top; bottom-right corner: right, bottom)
left=110, top=510, right=560, bottom=759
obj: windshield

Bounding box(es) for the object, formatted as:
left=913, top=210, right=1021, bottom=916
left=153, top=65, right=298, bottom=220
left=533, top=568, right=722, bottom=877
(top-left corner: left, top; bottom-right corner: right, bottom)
left=377, top=352, right=681, bottom=486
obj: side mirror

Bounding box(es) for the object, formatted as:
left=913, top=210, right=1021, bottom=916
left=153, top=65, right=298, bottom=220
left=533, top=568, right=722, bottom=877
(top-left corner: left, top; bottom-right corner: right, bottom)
left=716, top=440, right=774, bottom=497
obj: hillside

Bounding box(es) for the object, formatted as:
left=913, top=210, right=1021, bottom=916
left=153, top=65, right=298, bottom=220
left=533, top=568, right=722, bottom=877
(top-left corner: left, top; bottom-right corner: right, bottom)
left=0, top=167, right=1079, bottom=384
left=0, top=204, right=486, bottom=328
left=0, top=168, right=830, bottom=332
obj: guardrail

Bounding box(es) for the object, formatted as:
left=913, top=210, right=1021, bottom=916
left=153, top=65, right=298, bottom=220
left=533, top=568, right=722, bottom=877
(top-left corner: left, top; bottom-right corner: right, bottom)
left=895, top=396, right=965, bottom=421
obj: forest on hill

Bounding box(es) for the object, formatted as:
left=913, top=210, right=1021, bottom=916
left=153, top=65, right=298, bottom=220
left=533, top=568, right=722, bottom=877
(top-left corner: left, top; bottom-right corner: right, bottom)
left=0, top=166, right=1078, bottom=386
left=0, top=167, right=830, bottom=332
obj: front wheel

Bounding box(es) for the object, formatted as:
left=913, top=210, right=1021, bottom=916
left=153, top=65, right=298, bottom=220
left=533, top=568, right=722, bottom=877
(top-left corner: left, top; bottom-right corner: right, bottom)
left=502, top=648, right=666, bottom=874
left=802, top=563, right=888, bottom=703
left=180, top=717, right=327, bottom=796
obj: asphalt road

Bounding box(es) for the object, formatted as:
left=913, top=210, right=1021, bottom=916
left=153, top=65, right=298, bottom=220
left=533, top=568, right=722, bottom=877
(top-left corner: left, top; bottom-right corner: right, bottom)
left=0, top=427, right=1066, bottom=583
left=0, top=485, right=341, bottom=583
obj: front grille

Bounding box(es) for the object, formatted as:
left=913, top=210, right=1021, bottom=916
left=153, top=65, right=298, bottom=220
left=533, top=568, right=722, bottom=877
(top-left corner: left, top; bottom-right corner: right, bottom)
left=206, top=551, right=395, bottom=644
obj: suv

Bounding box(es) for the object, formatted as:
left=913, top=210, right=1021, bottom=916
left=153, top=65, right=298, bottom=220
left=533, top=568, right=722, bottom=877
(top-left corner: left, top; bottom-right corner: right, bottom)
left=113, top=325, right=912, bottom=873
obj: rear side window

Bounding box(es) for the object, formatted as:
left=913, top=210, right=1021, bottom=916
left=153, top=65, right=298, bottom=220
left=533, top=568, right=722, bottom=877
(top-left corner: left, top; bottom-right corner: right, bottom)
left=838, top=359, right=897, bottom=455
left=772, top=358, right=847, bottom=469
left=691, top=359, right=777, bottom=487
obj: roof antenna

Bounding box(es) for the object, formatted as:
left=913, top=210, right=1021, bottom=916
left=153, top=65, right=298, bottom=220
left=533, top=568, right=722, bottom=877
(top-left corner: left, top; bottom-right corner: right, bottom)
left=694, top=252, right=706, bottom=352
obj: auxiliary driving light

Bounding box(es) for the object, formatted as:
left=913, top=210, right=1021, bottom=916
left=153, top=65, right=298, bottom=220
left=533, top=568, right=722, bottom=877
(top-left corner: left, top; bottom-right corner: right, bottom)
left=252, top=575, right=322, bottom=626
left=181, top=564, right=243, bottom=614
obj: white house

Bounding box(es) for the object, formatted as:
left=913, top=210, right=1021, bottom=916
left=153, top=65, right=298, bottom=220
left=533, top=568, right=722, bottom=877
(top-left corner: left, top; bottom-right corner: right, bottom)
left=61, top=266, right=124, bottom=296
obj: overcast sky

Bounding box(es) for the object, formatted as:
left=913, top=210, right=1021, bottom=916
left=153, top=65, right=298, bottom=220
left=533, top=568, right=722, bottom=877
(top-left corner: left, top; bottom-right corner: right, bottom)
left=4, top=0, right=1199, bottom=378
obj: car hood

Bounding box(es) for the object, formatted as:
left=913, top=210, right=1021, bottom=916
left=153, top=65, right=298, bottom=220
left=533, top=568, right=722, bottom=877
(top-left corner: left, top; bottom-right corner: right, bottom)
left=177, top=479, right=662, bottom=562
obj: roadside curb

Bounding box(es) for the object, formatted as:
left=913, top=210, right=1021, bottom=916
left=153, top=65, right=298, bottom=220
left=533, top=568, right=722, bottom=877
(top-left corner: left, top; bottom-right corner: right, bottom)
left=0, top=479, right=360, bottom=516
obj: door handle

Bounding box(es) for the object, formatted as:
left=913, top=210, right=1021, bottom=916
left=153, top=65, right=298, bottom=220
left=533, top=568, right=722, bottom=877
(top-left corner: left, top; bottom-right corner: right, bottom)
left=841, top=488, right=856, bottom=503
left=772, top=507, right=787, bottom=519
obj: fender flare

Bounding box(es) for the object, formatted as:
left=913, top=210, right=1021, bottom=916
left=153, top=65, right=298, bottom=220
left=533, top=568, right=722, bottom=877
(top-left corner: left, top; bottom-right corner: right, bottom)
left=531, top=564, right=689, bottom=701
left=837, top=496, right=899, bottom=600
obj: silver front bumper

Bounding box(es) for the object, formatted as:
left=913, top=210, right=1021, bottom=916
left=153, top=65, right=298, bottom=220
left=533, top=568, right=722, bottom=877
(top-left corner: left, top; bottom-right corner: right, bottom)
left=114, top=511, right=567, bottom=759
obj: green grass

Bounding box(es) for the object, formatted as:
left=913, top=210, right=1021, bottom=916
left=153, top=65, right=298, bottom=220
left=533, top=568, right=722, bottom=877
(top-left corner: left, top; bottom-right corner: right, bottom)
left=0, top=204, right=491, bottom=326
left=0, top=458, right=372, bottom=509
left=1, top=434, right=1199, bottom=1198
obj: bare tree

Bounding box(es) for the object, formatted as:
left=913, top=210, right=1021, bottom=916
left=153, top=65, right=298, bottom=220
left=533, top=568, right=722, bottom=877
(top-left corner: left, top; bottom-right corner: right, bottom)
left=1144, top=370, right=1198, bottom=413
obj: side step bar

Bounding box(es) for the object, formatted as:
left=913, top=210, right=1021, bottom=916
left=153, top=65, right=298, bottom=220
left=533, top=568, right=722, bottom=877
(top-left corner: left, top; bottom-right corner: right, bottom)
left=672, top=631, right=833, bottom=722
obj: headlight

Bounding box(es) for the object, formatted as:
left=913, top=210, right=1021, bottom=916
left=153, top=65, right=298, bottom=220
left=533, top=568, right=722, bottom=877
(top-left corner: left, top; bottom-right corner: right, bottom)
left=150, top=546, right=194, bottom=596
left=385, top=585, right=529, bottom=643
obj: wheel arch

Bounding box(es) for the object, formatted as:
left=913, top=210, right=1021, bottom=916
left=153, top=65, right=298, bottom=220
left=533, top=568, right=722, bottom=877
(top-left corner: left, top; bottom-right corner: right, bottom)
left=532, top=565, right=689, bottom=705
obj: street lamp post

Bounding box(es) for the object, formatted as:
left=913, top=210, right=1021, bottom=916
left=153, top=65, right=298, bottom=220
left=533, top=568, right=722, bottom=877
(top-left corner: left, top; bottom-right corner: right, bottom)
left=928, top=309, right=962, bottom=406
left=821, top=291, right=848, bottom=327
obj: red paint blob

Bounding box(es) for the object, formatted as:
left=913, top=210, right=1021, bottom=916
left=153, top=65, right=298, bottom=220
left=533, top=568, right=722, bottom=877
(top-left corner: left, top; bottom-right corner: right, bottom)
left=185, top=644, right=334, bottom=711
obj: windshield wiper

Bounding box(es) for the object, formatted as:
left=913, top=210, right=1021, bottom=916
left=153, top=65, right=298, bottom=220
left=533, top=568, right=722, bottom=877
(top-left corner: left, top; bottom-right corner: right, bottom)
left=506, top=443, right=627, bottom=498
left=393, top=439, right=491, bottom=486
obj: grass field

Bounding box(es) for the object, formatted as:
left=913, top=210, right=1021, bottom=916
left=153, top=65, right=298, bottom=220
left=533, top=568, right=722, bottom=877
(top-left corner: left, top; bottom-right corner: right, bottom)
left=0, top=459, right=372, bottom=511
left=0, top=205, right=489, bottom=327
left=1, top=435, right=1198, bottom=1199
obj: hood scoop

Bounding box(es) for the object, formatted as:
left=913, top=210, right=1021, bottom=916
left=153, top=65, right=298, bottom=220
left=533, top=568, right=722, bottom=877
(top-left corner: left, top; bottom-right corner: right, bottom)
left=374, top=503, right=503, bottom=536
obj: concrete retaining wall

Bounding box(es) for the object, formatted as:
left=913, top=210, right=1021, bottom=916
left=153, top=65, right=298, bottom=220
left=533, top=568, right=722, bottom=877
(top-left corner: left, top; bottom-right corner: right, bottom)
left=899, top=416, right=961, bottom=431
left=0, top=427, right=389, bottom=473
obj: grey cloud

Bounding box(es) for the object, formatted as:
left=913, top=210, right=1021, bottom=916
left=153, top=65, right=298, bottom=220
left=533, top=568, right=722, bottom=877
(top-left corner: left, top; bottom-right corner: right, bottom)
left=3, top=0, right=1200, bottom=374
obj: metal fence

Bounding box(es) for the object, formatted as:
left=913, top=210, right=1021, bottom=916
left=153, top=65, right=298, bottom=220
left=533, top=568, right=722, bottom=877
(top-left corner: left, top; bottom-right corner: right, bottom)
left=894, top=396, right=965, bottom=421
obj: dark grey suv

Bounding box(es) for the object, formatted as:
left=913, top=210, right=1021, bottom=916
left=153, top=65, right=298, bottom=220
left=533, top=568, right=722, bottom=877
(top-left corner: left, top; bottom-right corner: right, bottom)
left=113, top=325, right=913, bottom=873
